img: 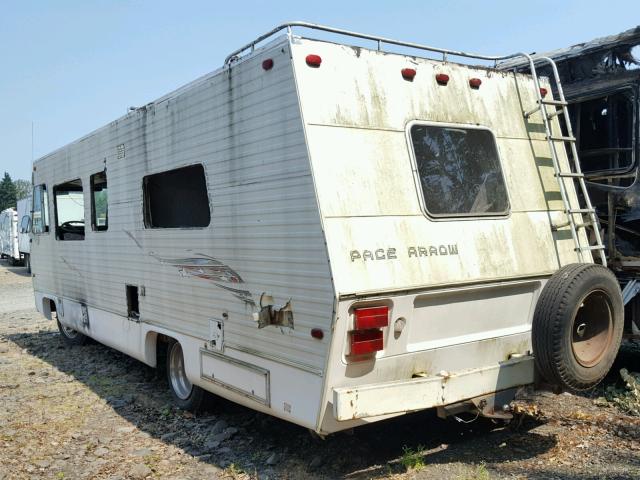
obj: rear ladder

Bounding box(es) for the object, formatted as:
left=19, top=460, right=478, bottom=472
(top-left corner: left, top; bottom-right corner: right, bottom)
left=523, top=57, right=607, bottom=267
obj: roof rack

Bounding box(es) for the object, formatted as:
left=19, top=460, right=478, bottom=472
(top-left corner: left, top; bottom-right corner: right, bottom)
left=224, top=21, right=529, bottom=66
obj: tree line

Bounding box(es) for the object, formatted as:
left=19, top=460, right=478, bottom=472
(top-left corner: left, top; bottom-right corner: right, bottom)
left=0, top=172, right=31, bottom=211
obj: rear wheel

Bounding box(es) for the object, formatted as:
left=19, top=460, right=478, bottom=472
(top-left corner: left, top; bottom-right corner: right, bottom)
left=24, top=254, right=31, bottom=273
left=532, top=263, right=623, bottom=392
left=56, top=318, right=88, bottom=346
left=166, top=339, right=206, bottom=411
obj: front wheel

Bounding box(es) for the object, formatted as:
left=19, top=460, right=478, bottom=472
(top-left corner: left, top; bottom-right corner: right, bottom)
left=166, top=339, right=206, bottom=411
left=532, top=263, right=623, bottom=392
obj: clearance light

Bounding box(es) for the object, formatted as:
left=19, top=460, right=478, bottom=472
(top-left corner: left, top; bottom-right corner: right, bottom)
left=262, top=59, right=274, bottom=70
left=350, top=330, right=384, bottom=356
left=469, top=78, right=482, bottom=89
left=401, top=68, right=417, bottom=81
left=311, top=328, right=324, bottom=340
left=306, top=54, right=322, bottom=67
left=540, top=87, right=548, bottom=98
left=435, top=73, right=450, bottom=85
left=354, top=306, right=389, bottom=330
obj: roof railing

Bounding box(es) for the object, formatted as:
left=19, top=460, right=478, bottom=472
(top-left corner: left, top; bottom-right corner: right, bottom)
left=224, top=21, right=530, bottom=66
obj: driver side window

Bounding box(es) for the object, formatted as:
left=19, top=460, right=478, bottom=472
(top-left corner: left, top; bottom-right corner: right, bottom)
left=53, top=179, right=85, bottom=241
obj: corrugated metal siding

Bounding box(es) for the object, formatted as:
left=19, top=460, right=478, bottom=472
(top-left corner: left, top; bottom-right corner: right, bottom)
left=31, top=39, right=335, bottom=372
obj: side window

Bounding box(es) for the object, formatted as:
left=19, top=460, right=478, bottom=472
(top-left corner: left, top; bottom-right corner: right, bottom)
left=20, top=215, right=31, bottom=234
left=53, top=179, right=85, bottom=241
left=90, top=171, right=108, bottom=231
left=32, top=184, right=49, bottom=234
left=143, top=164, right=211, bottom=228
left=409, top=124, right=510, bottom=217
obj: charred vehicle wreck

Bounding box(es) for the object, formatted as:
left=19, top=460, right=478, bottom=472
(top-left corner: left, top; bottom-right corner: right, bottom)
left=500, top=26, right=640, bottom=338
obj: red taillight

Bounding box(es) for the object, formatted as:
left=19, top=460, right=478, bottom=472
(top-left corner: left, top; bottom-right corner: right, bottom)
left=469, top=78, right=482, bottom=89
left=349, top=306, right=388, bottom=358
left=311, top=328, right=324, bottom=340
left=401, top=68, right=416, bottom=81
left=306, top=54, right=322, bottom=67
left=354, top=306, right=389, bottom=330
left=540, top=87, right=548, bottom=98
left=262, top=59, right=274, bottom=70
left=350, top=330, right=384, bottom=356
left=435, top=73, right=450, bottom=85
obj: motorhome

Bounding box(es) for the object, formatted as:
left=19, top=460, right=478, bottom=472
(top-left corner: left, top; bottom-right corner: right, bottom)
left=499, top=25, right=640, bottom=337
left=0, top=208, right=19, bottom=266
left=17, top=197, right=32, bottom=271
left=30, top=23, right=624, bottom=435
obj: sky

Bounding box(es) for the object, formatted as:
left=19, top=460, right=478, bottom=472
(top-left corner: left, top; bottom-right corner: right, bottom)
left=0, top=0, right=638, bottom=182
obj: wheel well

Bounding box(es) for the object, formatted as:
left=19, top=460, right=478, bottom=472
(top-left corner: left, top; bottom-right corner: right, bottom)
left=144, top=331, right=176, bottom=369
left=41, top=298, right=56, bottom=320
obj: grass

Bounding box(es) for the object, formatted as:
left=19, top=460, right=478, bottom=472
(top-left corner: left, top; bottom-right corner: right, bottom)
left=459, top=462, right=491, bottom=480
left=222, top=463, right=246, bottom=479
left=400, top=445, right=425, bottom=471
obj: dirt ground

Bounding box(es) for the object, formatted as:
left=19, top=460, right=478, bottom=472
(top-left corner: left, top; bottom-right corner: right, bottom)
left=1, top=259, right=639, bottom=480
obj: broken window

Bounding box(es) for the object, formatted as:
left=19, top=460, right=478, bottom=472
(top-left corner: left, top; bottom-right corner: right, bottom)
left=409, top=124, right=509, bottom=216
left=90, top=171, right=108, bottom=231
left=572, top=90, right=635, bottom=174
left=53, top=179, right=85, bottom=241
left=143, top=164, right=211, bottom=228
left=32, top=184, right=49, bottom=234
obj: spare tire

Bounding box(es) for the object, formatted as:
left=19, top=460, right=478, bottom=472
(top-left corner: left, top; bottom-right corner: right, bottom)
left=532, top=263, right=623, bottom=392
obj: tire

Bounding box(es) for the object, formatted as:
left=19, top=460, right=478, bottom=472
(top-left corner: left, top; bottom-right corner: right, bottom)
left=7, top=256, right=15, bottom=266
left=57, top=318, right=88, bottom=346
left=166, top=339, right=206, bottom=412
left=24, top=254, right=31, bottom=274
left=532, top=263, right=623, bottom=392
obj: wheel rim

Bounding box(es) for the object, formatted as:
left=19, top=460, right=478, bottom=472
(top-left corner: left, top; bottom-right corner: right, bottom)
left=61, top=323, right=79, bottom=339
left=168, top=342, right=192, bottom=400
left=571, top=290, right=614, bottom=368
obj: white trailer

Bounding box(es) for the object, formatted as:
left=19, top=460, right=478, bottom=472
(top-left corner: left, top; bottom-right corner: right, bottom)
left=31, top=23, right=624, bottom=435
left=0, top=208, right=19, bottom=265
left=17, top=197, right=32, bottom=271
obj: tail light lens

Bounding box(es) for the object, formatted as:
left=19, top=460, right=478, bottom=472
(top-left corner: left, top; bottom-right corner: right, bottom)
left=349, top=306, right=389, bottom=359
left=350, top=330, right=384, bottom=356
left=354, top=306, right=389, bottom=330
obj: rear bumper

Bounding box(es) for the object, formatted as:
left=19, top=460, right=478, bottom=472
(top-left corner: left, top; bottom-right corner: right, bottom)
left=332, top=355, right=534, bottom=421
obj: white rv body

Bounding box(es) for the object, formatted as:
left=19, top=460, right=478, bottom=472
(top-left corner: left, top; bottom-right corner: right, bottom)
left=31, top=28, right=588, bottom=434
left=0, top=208, right=19, bottom=263
left=17, top=197, right=32, bottom=257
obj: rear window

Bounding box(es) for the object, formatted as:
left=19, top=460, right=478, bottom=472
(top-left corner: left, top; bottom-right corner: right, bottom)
left=409, top=124, right=509, bottom=217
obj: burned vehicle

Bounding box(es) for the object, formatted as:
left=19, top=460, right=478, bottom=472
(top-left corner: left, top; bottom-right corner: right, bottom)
left=500, top=26, right=640, bottom=337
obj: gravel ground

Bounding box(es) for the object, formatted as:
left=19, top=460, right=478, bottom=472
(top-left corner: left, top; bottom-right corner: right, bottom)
left=1, top=258, right=639, bottom=480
